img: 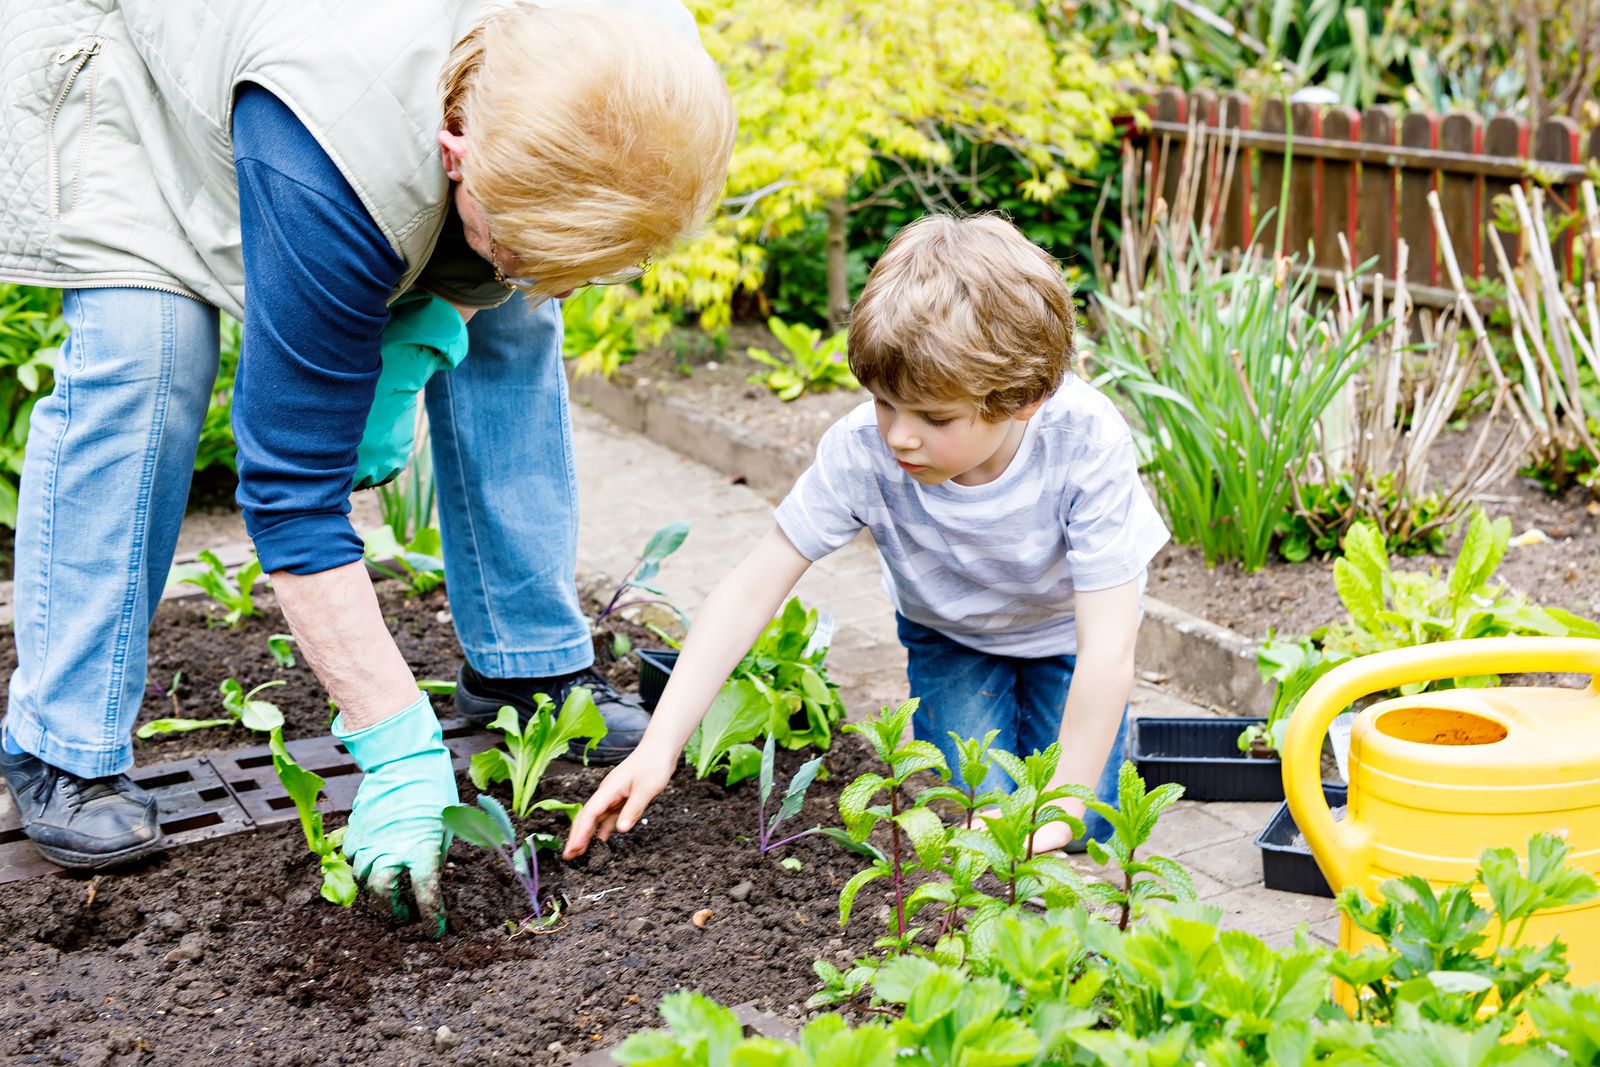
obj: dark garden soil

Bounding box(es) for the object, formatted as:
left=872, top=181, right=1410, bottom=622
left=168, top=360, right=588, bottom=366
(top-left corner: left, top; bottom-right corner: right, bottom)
left=0, top=579, right=888, bottom=1066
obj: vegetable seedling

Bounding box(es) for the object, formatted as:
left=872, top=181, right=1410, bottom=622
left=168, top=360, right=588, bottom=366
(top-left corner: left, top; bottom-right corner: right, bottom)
left=754, top=733, right=824, bottom=855
left=469, top=688, right=606, bottom=818
left=267, top=633, right=296, bottom=669
left=595, top=521, right=690, bottom=629
left=168, top=549, right=262, bottom=627
left=362, top=523, right=445, bottom=596
left=745, top=316, right=856, bottom=401
left=136, top=678, right=285, bottom=739
left=268, top=725, right=357, bottom=906
left=442, top=794, right=562, bottom=930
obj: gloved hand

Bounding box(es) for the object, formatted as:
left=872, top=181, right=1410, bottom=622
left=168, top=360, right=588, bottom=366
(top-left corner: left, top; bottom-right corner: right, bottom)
left=353, top=293, right=470, bottom=489
left=333, top=692, right=458, bottom=935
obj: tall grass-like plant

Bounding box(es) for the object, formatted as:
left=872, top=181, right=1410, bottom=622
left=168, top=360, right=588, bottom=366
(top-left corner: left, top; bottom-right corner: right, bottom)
left=1090, top=238, right=1383, bottom=570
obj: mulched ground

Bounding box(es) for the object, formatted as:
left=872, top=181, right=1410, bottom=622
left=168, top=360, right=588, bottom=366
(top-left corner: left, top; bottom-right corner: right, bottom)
left=0, top=586, right=888, bottom=1066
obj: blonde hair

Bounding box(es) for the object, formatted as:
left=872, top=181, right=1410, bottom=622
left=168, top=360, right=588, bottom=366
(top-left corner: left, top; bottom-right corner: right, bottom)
left=848, top=214, right=1075, bottom=421
left=440, top=4, right=735, bottom=297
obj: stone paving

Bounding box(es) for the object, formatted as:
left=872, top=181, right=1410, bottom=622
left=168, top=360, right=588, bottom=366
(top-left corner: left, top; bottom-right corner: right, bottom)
left=568, top=404, right=1342, bottom=948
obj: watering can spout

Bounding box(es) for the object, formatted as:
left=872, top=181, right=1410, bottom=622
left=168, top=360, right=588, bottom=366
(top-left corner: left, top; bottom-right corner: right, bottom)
left=1281, top=638, right=1600, bottom=899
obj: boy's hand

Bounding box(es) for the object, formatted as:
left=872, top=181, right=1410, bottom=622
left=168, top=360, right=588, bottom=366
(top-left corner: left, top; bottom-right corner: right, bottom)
left=563, top=745, right=677, bottom=858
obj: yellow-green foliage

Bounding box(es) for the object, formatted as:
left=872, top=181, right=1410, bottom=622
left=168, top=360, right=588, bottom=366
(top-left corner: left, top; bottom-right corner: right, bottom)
left=641, top=0, right=1148, bottom=330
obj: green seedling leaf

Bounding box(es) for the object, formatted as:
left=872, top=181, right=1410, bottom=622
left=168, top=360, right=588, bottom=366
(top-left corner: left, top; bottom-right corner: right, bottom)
left=723, top=741, right=763, bottom=786
left=417, top=678, right=457, bottom=696
left=809, top=826, right=889, bottom=865
left=135, top=717, right=232, bottom=739
left=686, top=678, right=769, bottom=779
left=267, top=633, right=296, bottom=669
left=475, top=689, right=608, bottom=817
left=781, top=857, right=802, bottom=871
left=319, top=852, right=358, bottom=906
left=611, top=631, right=632, bottom=659
left=441, top=804, right=510, bottom=851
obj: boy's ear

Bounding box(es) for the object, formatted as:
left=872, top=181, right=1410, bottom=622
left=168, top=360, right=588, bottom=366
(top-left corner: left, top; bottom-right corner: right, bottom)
left=1012, top=398, right=1047, bottom=422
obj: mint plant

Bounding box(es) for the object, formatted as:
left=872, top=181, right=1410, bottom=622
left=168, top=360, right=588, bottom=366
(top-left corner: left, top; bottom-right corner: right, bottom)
left=1079, top=762, right=1194, bottom=930
left=169, top=549, right=262, bottom=627
left=595, top=521, right=690, bottom=628
left=136, top=677, right=284, bottom=739
left=469, top=688, right=605, bottom=818
left=362, top=523, right=445, bottom=596
left=745, top=316, right=857, bottom=401
left=836, top=699, right=951, bottom=945
left=268, top=725, right=357, bottom=906
left=441, top=794, right=563, bottom=930
left=916, top=729, right=1002, bottom=830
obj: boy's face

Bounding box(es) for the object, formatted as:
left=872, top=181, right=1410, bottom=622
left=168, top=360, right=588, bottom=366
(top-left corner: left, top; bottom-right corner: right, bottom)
left=869, top=388, right=1040, bottom=487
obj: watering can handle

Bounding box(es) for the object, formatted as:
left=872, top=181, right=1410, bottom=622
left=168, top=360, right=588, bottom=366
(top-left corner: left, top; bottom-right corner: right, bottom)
left=1281, top=637, right=1600, bottom=894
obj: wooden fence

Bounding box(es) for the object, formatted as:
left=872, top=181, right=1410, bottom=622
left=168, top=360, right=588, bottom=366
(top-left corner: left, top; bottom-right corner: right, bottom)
left=1129, top=87, right=1600, bottom=304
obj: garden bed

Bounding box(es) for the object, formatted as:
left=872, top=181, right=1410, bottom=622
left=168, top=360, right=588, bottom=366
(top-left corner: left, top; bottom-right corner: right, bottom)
left=0, top=579, right=884, bottom=1066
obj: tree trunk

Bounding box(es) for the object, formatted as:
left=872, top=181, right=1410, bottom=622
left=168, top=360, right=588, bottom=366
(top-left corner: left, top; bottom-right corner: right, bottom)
left=826, top=196, right=850, bottom=334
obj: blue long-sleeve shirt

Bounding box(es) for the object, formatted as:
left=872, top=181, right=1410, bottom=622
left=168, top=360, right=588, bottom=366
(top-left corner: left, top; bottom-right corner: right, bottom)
left=231, top=84, right=404, bottom=574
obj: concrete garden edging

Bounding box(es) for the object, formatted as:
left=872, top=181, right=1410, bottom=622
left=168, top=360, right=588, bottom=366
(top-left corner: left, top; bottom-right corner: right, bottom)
left=568, top=368, right=1272, bottom=715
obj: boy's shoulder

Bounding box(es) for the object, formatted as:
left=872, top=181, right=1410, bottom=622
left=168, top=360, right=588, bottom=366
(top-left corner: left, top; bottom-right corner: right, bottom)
left=1035, top=375, right=1134, bottom=448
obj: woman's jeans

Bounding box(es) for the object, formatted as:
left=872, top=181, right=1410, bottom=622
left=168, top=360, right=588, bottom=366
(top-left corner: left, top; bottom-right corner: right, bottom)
left=898, top=613, right=1129, bottom=843
left=5, top=288, right=588, bottom=778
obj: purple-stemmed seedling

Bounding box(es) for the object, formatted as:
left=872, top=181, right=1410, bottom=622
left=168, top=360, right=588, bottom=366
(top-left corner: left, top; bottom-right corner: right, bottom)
left=756, top=733, right=824, bottom=854
left=442, top=795, right=563, bottom=929
left=595, top=522, right=690, bottom=628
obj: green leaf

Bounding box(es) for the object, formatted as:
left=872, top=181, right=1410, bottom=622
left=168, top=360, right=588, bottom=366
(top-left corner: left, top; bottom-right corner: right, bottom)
left=134, top=717, right=233, bottom=739
left=319, top=852, right=358, bottom=906
left=838, top=773, right=886, bottom=836
left=893, top=805, right=949, bottom=868
left=723, top=741, right=763, bottom=786
left=266, top=633, right=296, bottom=669
left=838, top=864, right=889, bottom=928
left=468, top=748, right=514, bottom=792
left=773, top=754, right=824, bottom=830
left=686, top=678, right=770, bottom=779
left=442, top=803, right=511, bottom=850
left=640, top=521, right=690, bottom=563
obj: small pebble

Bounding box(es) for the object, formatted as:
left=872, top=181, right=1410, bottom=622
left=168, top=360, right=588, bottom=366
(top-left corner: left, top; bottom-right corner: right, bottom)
left=378, top=1019, right=407, bottom=1039
left=691, top=907, right=714, bottom=928
left=728, top=880, right=754, bottom=903
left=164, top=934, right=206, bottom=965
left=435, top=1025, right=462, bottom=1052
left=546, top=1041, right=565, bottom=1053
left=625, top=917, right=654, bottom=937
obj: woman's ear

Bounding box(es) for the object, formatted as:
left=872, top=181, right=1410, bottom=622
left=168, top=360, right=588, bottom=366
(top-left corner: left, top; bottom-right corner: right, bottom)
left=438, top=129, right=468, bottom=181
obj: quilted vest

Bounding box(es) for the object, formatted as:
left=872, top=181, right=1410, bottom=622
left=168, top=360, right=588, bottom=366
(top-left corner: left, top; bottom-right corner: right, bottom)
left=0, top=0, right=495, bottom=315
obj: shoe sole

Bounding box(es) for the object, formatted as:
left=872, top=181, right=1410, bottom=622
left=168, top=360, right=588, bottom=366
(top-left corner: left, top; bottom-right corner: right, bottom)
left=32, top=832, right=167, bottom=871
left=454, top=669, right=633, bottom=767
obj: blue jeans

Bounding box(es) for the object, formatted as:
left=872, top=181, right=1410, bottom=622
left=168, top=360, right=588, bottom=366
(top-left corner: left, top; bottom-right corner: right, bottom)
left=5, top=288, right=588, bottom=777
left=898, top=614, right=1129, bottom=843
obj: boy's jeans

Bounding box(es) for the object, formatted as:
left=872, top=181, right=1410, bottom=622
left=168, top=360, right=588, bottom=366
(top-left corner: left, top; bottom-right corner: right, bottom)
left=897, top=613, right=1129, bottom=844
left=5, top=287, right=589, bottom=779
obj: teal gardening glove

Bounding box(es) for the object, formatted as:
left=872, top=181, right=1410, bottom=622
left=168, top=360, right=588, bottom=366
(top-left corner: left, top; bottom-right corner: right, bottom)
left=353, top=292, right=470, bottom=489
left=334, top=693, right=458, bottom=935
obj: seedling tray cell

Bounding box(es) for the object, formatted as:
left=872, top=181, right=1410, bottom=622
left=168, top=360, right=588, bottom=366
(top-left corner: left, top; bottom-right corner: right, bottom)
left=1254, top=783, right=1348, bottom=898
left=0, top=757, right=252, bottom=885
left=636, top=648, right=679, bottom=711
left=1131, top=716, right=1283, bottom=802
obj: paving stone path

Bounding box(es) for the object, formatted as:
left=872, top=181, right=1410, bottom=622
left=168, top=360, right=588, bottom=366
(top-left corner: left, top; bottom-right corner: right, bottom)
left=568, top=404, right=1341, bottom=948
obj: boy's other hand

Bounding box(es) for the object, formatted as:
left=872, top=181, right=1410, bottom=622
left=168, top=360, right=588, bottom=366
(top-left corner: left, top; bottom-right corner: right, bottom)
left=974, top=802, right=1082, bottom=856
left=563, top=746, right=676, bottom=859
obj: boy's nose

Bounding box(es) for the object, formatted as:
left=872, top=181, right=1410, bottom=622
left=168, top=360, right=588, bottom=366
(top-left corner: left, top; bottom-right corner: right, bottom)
left=886, top=421, right=919, bottom=452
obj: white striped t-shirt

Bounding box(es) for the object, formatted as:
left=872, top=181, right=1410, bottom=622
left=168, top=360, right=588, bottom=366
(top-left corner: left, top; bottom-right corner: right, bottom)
left=774, top=377, right=1170, bottom=657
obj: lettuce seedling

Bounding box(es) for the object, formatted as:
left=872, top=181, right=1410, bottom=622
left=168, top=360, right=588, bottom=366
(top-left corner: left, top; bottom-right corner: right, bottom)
left=268, top=725, right=357, bottom=906
left=362, top=523, right=445, bottom=596
left=267, top=633, right=296, bottom=669
left=136, top=678, right=284, bottom=739
left=682, top=677, right=770, bottom=781
left=730, top=597, right=848, bottom=751
left=755, top=733, right=824, bottom=854
left=169, top=549, right=262, bottom=627
left=442, top=794, right=562, bottom=929
left=469, top=688, right=605, bottom=818
left=837, top=698, right=951, bottom=945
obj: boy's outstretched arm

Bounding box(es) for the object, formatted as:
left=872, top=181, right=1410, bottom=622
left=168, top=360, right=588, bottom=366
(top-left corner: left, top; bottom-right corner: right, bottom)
left=1035, top=577, right=1142, bottom=853
left=563, top=525, right=813, bottom=857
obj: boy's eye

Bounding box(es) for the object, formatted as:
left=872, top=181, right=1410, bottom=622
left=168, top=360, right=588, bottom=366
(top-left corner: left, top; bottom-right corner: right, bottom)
left=923, top=415, right=953, bottom=427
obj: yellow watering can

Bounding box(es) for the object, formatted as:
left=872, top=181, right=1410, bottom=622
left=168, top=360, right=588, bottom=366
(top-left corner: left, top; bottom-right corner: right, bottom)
left=1282, top=637, right=1600, bottom=984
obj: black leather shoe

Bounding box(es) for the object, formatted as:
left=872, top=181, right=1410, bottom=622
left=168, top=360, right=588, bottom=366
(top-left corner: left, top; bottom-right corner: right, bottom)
left=0, top=746, right=164, bottom=869
left=454, top=665, right=651, bottom=765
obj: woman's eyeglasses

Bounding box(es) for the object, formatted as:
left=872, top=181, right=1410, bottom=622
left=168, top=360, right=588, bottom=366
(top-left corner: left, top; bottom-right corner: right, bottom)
left=489, top=234, right=648, bottom=300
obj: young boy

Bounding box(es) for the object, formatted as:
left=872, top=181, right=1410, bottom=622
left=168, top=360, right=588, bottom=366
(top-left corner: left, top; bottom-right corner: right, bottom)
left=564, top=214, right=1169, bottom=860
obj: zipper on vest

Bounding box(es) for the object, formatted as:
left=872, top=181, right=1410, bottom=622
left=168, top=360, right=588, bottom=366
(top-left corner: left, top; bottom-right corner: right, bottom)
left=45, top=37, right=104, bottom=221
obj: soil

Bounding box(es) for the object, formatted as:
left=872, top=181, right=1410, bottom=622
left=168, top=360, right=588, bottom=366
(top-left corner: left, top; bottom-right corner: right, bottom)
left=0, top=578, right=889, bottom=1066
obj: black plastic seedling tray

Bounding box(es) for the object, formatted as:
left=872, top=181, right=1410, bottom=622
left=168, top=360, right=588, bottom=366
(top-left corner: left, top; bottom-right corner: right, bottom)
left=1130, top=716, right=1284, bottom=802
left=1255, top=783, right=1348, bottom=898
left=636, top=648, right=680, bottom=711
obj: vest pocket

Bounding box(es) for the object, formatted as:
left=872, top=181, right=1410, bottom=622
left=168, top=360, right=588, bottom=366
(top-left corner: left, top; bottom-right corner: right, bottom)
left=45, top=36, right=104, bottom=221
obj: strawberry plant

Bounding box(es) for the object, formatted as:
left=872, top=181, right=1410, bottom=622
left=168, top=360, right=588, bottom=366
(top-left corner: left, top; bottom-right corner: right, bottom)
left=268, top=725, right=357, bottom=906
left=441, top=794, right=563, bottom=931
left=168, top=549, right=262, bottom=627
left=136, top=678, right=285, bottom=739
left=469, top=688, right=605, bottom=818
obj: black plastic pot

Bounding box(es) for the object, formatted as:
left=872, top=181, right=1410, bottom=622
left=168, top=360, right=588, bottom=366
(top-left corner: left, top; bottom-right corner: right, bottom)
left=1130, top=716, right=1283, bottom=802
left=1254, top=783, right=1348, bottom=898
left=636, top=648, right=679, bottom=711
